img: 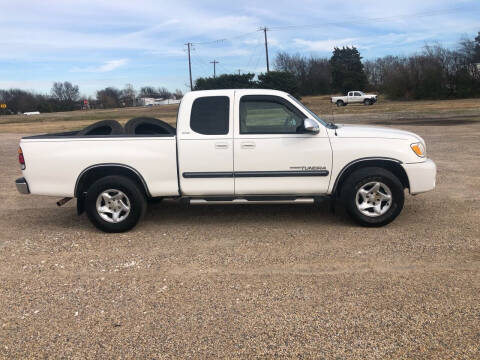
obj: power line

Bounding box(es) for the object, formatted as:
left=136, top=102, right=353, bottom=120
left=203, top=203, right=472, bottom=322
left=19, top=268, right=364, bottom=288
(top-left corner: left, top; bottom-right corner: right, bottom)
left=245, top=37, right=262, bottom=71
left=268, top=6, right=475, bottom=31
left=182, top=5, right=477, bottom=85
left=191, top=30, right=260, bottom=46
left=191, top=57, right=209, bottom=77
left=187, top=6, right=475, bottom=47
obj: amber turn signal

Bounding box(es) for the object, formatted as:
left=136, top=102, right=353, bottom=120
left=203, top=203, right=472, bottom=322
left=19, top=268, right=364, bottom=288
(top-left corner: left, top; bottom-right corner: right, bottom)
left=410, top=143, right=425, bottom=157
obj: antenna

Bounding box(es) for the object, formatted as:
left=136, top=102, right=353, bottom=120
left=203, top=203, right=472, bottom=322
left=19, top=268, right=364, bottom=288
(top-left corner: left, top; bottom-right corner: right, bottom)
left=330, top=103, right=338, bottom=136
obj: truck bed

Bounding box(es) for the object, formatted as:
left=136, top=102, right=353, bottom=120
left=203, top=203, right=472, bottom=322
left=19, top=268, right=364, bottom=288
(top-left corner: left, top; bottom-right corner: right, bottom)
left=20, top=134, right=179, bottom=197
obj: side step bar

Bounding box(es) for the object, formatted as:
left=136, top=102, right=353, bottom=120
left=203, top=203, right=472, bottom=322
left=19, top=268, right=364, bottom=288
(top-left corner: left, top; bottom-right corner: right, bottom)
left=189, top=198, right=315, bottom=205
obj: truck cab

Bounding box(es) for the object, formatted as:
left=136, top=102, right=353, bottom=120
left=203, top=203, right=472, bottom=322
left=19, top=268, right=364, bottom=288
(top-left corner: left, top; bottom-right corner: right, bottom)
left=177, top=90, right=332, bottom=196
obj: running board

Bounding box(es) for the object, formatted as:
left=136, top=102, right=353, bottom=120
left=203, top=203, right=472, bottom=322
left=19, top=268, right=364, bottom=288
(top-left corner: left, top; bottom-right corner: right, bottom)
left=188, top=198, right=315, bottom=205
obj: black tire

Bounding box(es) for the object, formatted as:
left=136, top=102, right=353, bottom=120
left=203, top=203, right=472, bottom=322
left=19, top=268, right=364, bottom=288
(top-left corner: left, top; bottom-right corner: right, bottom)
left=85, top=175, right=147, bottom=232
left=124, top=117, right=176, bottom=135
left=336, top=100, right=345, bottom=107
left=77, top=120, right=124, bottom=136
left=340, top=167, right=404, bottom=227
left=364, top=99, right=372, bottom=106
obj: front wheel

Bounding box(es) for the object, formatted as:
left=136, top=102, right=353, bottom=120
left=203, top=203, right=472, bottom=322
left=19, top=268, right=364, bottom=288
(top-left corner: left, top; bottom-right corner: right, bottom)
left=85, top=175, right=147, bottom=232
left=364, top=99, right=372, bottom=105
left=341, top=167, right=404, bottom=227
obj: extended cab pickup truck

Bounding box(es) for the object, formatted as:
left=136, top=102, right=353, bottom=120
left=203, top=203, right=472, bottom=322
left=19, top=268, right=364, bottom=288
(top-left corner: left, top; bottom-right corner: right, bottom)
left=332, top=91, right=377, bottom=106
left=15, top=89, right=436, bottom=232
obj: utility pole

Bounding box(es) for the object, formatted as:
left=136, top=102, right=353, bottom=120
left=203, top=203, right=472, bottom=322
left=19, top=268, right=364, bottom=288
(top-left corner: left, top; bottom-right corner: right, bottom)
left=237, top=69, right=241, bottom=75
left=260, top=27, right=270, bottom=73
left=210, top=59, right=219, bottom=78
left=185, top=42, right=193, bottom=90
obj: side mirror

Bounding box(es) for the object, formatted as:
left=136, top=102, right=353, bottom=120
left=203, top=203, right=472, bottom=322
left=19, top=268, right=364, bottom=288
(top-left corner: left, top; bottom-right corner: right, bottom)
left=303, top=118, right=320, bottom=134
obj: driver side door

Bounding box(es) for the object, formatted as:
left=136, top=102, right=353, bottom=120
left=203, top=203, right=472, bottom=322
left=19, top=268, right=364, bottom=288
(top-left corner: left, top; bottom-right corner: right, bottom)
left=233, top=93, right=332, bottom=195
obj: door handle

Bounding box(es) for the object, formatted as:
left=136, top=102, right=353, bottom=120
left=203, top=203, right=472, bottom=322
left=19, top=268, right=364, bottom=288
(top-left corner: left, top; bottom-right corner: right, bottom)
left=241, top=142, right=256, bottom=149
left=215, top=142, right=228, bottom=149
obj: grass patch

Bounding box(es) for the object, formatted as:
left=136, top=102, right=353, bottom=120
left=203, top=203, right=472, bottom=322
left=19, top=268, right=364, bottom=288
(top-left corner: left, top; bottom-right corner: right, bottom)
left=0, top=97, right=478, bottom=134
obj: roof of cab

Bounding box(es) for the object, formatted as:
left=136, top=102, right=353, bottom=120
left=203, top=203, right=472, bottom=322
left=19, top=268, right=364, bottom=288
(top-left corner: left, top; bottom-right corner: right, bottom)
left=182, top=89, right=290, bottom=99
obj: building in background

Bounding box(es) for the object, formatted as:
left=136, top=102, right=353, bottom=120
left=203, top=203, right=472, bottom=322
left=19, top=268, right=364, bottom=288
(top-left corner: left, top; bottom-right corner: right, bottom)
left=137, top=97, right=181, bottom=106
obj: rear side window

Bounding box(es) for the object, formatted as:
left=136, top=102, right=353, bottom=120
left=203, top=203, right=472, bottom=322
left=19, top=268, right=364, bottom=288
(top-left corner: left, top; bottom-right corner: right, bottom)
left=190, top=96, right=229, bottom=135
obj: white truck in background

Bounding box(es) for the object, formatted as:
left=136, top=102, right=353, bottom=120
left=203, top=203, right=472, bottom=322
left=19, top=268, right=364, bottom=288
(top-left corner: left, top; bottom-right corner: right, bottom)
left=332, top=91, right=378, bottom=106
left=16, top=89, right=436, bottom=232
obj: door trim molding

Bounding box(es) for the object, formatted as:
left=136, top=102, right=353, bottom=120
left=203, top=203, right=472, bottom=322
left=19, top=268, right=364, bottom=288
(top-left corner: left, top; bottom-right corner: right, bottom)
left=182, top=170, right=329, bottom=178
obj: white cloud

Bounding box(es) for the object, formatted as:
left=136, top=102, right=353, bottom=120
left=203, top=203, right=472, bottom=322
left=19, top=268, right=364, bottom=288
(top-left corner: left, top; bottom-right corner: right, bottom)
left=293, top=38, right=359, bottom=52
left=0, top=0, right=478, bottom=94
left=71, top=59, right=129, bottom=73
left=97, top=59, right=129, bottom=72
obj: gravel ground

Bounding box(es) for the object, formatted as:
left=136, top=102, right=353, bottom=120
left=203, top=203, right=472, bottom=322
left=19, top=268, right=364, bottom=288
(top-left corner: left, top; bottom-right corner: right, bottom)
left=0, top=114, right=479, bottom=359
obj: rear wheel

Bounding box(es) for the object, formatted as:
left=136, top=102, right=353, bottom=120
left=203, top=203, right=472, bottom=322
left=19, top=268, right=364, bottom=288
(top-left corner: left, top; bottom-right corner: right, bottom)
left=340, top=167, right=404, bottom=227
left=336, top=100, right=345, bottom=107
left=85, top=175, right=147, bottom=232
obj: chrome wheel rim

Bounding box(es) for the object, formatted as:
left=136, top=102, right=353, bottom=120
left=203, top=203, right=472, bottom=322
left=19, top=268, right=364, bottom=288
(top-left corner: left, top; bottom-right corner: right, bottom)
left=356, top=181, right=392, bottom=217
left=96, top=189, right=131, bottom=223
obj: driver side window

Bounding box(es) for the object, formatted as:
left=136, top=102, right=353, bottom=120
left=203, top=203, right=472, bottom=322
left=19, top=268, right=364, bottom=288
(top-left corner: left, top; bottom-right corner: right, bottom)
left=240, top=96, right=304, bottom=134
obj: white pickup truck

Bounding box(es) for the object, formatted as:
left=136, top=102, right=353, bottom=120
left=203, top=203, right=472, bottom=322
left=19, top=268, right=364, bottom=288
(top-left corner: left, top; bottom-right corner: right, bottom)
left=15, top=89, right=436, bottom=232
left=332, top=91, right=377, bottom=106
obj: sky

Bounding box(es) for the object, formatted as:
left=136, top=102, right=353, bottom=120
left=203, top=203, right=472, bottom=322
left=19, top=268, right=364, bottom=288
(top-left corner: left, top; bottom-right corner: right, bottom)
left=0, top=0, right=479, bottom=96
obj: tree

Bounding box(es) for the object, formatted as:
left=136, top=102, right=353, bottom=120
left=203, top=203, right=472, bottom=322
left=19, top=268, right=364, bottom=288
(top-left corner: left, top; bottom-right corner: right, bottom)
left=257, top=71, right=298, bottom=96
left=121, top=84, right=136, bottom=107
left=139, top=86, right=158, bottom=98
left=174, top=89, right=184, bottom=99
left=96, top=87, right=121, bottom=108
left=157, top=87, right=172, bottom=99
left=275, top=52, right=331, bottom=95
left=51, top=81, right=80, bottom=110
left=330, top=46, right=368, bottom=94
left=194, top=73, right=256, bottom=90
left=474, top=31, right=480, bottom=63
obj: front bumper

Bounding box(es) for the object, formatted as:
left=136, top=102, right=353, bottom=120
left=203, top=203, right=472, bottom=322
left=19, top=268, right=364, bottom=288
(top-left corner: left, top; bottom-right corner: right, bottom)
left=402, top=159, right=436, bottom=195
left=15, top=177, right=30, bottom=194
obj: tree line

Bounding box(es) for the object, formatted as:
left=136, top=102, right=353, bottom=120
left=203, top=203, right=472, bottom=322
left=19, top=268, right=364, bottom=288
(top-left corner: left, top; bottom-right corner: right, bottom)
left=195, top=31, right=480, bottom=100
left=1, top=32, right=479, bottom=114
left=0, top=83, right=183, bottom=115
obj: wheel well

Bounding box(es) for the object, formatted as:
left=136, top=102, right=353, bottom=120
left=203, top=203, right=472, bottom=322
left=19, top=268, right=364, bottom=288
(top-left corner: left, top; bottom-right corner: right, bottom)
left=333, top=159, right=409, bottom=197
left=74, top=164, right=150, bottom=198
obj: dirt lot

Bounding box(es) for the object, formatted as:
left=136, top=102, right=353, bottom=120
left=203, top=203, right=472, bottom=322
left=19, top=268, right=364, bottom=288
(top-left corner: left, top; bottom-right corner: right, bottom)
left=0, top=103, right=479, bottom=358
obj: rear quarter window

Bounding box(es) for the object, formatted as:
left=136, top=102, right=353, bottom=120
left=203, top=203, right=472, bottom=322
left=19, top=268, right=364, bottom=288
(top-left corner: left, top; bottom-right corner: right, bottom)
left=190, top=96, right=230, bottom=135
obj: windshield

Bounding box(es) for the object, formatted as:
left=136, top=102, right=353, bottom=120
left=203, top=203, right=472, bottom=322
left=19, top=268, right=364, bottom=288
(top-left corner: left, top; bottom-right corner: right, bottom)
left=288, top=95, right=327, bottom=126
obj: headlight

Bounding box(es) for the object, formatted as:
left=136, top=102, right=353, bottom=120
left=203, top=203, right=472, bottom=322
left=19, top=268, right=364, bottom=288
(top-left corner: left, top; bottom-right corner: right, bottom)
left=410, top=142, right=426, bottom=158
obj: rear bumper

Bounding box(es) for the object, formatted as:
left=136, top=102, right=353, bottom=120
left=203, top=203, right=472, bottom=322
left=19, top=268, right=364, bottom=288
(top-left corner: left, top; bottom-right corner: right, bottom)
left=15, top=177, right=30, bottom=194
left=402, top=159, right=436, bottom=195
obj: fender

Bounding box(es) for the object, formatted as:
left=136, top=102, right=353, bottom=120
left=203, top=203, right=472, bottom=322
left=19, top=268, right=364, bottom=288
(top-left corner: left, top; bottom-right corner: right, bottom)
left=74, top=163, right=151, bottom=198
left=331, top=157, right=407, bottom=196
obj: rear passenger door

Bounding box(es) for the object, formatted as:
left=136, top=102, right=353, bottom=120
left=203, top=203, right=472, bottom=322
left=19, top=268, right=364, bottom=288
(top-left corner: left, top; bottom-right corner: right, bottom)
left=352, top=92, right=363, bottom=103
left=177, top=92, right=234, bottom=195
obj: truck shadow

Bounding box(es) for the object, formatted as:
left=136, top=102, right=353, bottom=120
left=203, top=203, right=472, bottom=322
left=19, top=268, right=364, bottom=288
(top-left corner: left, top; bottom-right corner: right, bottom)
left=19, top=199, right=353, bottom=233
left=141, top=200, right=351, bottom=228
